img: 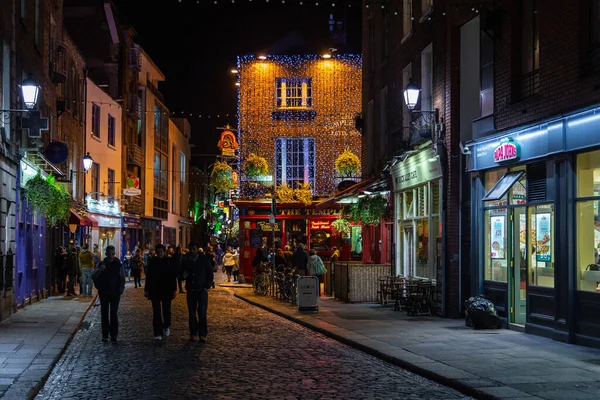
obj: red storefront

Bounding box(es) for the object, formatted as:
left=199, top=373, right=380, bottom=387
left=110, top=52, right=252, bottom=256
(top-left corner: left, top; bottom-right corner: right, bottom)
left=234, top=199, right=342, bottom=282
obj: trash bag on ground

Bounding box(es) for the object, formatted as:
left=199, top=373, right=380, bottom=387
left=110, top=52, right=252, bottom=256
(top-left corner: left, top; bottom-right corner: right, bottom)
left=464, top=295, right=500, bottom=329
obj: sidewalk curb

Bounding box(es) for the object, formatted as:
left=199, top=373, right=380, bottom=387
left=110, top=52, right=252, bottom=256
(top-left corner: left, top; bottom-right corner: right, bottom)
left=27, top=294, right=98, bottom=400
left=234, top=293, right=496, bottom=400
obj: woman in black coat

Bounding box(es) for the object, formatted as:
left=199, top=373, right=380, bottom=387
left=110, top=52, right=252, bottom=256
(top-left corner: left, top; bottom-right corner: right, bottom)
left=145, top=244, right=177, bottom=341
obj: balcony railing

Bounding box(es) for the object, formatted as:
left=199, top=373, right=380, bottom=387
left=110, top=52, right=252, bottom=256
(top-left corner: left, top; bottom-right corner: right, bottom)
left=146, top=80, right=165, bottom=104
left=126, top=143, right=143, bottom=167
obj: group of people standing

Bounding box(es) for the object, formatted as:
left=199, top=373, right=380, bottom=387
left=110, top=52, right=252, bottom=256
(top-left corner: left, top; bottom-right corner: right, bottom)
left=91, top=241, right=216, bottom=343
left=53, top=243, right=103, bottom=297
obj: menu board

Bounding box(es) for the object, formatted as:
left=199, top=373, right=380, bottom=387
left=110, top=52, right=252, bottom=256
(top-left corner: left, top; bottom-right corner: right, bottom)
left=535, top=213, right=552, bottom=262
left=490, top=216, right=505, bottom=259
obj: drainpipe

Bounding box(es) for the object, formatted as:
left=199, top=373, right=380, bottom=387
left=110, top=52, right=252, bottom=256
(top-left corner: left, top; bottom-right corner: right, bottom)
left=437, top=124, right=448, bottom=318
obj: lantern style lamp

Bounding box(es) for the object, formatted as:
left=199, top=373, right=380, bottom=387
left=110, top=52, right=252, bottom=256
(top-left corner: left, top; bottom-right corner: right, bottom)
left=403, top=78, right=421, bottom=111
left=83, top=152, right=94, bottom=173
left=19, top=74, right=40, bottom=110
left=257, top=54, right=267, bottom=60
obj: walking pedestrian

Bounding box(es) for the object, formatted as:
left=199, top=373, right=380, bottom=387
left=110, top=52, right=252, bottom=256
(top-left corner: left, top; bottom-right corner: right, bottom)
left=145, top=244, right=177, bottom=341
left=205, top=246, right=218, bottom=289
left=66, top=244, right=79, bottom=296
left=181, top=241, right=214, bottom=342
left=222, top=247, right=237, bottom=283
left=79, top=243, right=95, bottom=297
left=54, top=246, right=67, bottom=295
left=172, top=246, right=184, bottom=293
left=308, top=249, right=327, bottom=296
left=92, top=245, right=125, bottom=342
left=130, top=249, right=144, bottom=288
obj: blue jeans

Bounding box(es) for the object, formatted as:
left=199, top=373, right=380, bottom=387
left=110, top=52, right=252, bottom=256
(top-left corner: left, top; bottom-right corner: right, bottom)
left=81, top=268, right=94, bottom=296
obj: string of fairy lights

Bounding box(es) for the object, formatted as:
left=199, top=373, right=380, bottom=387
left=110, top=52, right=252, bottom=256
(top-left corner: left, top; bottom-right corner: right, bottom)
left=235, top=53, right=362, bottom=198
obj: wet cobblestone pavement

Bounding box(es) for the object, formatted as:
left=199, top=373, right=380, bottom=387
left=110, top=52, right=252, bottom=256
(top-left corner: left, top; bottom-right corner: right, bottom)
left=35, top=278, right=469, bottom=399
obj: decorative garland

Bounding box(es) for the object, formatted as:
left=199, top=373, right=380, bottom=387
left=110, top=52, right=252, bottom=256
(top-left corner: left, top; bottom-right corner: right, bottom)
left=347, top=194, right=388, bottom=226
left=24, top=173, right=71, bottom=226
left=243, top=153, right=269, bottom=179
left=275, top=183, right=295, bottom=203
left=335, top=147, right=361, bottom=178
left=294, top=183, right=313, bottom=206
left=210, top=160, right=234, bottom=193
left=332, top=217, right=351, bottom=235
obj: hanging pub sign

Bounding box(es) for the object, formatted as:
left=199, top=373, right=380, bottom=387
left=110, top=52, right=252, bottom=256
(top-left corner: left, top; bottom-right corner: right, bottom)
left=310, top=220, right=331, bottom=230
left=123, top=174, right=142, bottom=196
left=493, top=138, right=520, bottom=164
left=217, top=127, right=239, bottom=157
left=232, top=170, right=239, bottom=186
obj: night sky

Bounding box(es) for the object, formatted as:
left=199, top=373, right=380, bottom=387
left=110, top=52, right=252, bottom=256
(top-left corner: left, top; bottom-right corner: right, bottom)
left=113, top=0, right=362, bottom=166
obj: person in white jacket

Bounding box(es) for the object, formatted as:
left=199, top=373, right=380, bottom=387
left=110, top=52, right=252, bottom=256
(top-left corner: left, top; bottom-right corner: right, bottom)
left=222, top=247, right=238, bottom=283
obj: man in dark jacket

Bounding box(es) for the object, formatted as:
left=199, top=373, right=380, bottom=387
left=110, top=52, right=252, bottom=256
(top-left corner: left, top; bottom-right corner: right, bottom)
left=145, top=244, right=177, bottom=341
left=181, top=241, right=214, bottom=342
left=291, top=243, right=309, bottom=276
left=93, top=245, right=125, bottom=342
left=172, top=246, right=184, bottom=294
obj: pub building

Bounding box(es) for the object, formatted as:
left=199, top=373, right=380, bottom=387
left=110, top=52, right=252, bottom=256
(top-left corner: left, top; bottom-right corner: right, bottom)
left=464, top=104, right=600, bottom=347
left=235, top=199, right=344, bottom=282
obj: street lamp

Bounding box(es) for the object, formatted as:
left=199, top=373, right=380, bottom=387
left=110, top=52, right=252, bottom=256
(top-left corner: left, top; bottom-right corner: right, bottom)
left=82, top=152, right=93, bottom=173
left=257, top=54, right=267, bottom=60
left=19, top=74, right=40, bottom=110
left=403, top=78, right=421, bottom=111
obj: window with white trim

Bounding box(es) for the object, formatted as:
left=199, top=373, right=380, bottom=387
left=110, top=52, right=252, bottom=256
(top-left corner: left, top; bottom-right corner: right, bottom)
left=276, top=78, right=312, bottom=108
left=403, top=0, right=413, bottom=39
left=275, top=138, right=315, bottom=189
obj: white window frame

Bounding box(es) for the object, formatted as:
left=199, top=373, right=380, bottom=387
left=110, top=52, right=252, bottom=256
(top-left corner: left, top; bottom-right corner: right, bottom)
left=276, top=78, right=312, bottom=108
left=275, top=137, right=315, bottom=188
left=402, top=0, right=413, bottom=41
left=420, top=44, right=433, bottom=112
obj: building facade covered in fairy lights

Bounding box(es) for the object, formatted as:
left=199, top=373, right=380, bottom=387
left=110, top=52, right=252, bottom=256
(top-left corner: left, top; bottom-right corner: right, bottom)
left=234, top=53, right=362, bottom=280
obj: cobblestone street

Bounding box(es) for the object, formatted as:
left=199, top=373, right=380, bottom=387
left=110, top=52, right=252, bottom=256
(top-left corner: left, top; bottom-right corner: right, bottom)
left=35, top=279, right=468, bottom=399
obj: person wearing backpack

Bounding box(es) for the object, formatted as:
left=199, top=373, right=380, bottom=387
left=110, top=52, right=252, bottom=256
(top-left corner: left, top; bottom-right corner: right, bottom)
left=92, top=245, right=125, bottom=342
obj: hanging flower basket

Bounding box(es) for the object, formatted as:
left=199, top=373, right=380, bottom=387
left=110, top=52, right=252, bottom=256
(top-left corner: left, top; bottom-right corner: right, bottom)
left=347, top=194, right=388, bottom=226
left=210, top=160, right=234, bottom=193
left=335, top=147, right=361, bottom=178
left=24, top=173, right=71, bottom=226
left=332, top=217, right=351, bottom=235
left=243, top=153, right=269, bottom=179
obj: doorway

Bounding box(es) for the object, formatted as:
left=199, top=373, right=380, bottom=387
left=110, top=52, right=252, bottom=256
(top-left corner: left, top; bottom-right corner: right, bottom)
left=510, top=207, right=527, bottom=326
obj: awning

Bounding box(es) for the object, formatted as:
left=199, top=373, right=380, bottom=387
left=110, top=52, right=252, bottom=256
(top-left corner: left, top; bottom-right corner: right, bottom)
left=482, top=170, right=525, bottom=201
left=69, top=209, right=97, bottom=227
left=86, top=215, right=98, bottom=227
left=316, top=177, right=391, bottom=209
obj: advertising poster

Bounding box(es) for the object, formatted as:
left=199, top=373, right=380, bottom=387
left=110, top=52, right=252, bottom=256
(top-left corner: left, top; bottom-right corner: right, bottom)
left=490, top=216, right=505, bottom=259
left=536, top=213, right=552, bottom=262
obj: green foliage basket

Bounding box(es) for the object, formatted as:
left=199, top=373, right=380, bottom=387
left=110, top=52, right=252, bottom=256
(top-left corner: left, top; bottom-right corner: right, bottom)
left=24, top=173, right=71, bottom=226
left=332, top=217, right=352, bottom=235
left=243, top=153, right=269, bottom=179
left=210, top=160, right=234, bottom=193
left=347, top=194, right=388, bottom=226
left=335, top=147, right=361, bottom=178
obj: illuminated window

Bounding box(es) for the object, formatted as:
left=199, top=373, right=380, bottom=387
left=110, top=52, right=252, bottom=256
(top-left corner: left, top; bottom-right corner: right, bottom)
left=276, top=78, right=312, bottom=108
left=275, top=138, right=315, bottom=189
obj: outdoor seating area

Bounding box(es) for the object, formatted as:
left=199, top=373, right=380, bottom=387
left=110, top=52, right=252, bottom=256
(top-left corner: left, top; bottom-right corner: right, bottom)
left=378, top=276, right=434, bottom=316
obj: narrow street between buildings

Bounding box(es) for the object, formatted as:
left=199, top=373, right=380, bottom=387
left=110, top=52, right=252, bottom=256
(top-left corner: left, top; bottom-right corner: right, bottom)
left=34, top=280, right=467, bottom=399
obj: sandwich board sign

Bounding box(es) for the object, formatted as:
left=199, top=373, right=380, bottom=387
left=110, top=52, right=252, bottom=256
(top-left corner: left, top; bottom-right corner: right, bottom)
left=297, top=276, right=319, bottom=312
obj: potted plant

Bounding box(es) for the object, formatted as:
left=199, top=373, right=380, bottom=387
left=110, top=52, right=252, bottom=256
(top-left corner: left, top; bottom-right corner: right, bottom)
left=347, top=194, right=388, bottom=226
left=243, top=153, right=269, bottom=179
left=210, top=160, right=234, bottom=193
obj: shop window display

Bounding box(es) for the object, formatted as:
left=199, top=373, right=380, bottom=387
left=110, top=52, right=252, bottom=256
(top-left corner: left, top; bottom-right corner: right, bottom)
left=576, top=149, right=600, bottom=292
left=485, top=208, right=508, bottom=282
left=529, top=204, right=555, bottom=288
left=351, top=225, right=363, bottom=259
